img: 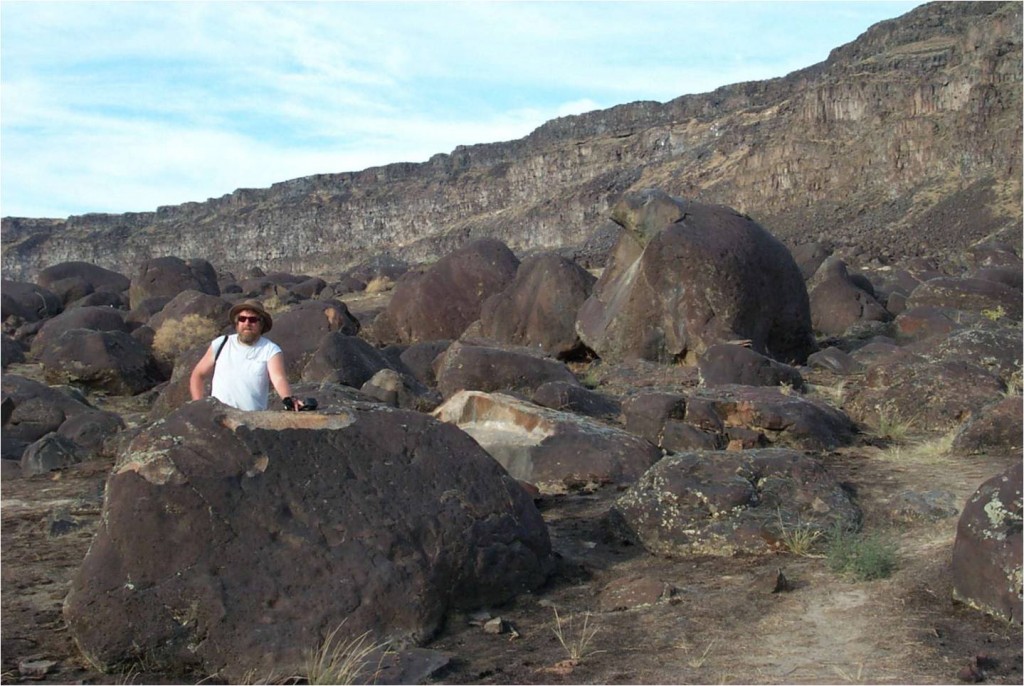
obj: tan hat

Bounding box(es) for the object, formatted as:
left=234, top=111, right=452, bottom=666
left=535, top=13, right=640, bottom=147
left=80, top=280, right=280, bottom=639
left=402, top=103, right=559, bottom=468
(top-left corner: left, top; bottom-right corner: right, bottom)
left=228, top=300, right=273, bottom=332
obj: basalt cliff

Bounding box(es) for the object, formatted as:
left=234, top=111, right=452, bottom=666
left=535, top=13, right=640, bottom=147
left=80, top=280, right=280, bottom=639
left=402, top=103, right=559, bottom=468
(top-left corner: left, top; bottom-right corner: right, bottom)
left=2, top=1, right=1021, bottom=282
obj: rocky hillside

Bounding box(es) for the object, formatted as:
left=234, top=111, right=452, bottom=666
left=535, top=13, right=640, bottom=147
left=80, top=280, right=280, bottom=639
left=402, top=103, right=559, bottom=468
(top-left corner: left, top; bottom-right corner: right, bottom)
left=2, top=1, right=1020, bottom=282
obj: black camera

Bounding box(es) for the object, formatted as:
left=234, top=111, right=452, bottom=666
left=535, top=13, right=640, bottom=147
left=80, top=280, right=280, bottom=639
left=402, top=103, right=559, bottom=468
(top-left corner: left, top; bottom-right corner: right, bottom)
left=283, top=397, right=318, bottom=411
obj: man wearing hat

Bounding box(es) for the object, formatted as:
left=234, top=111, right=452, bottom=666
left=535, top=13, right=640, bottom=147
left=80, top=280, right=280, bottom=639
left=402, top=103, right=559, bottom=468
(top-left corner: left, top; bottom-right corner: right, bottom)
left=189, top=300, right=303, bottom=411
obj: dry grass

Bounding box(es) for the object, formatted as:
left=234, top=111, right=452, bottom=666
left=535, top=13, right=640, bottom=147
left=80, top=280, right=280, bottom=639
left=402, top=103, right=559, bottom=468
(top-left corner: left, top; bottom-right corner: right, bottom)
left=303, top=624, right=390, bottom=686
left=807, top=379, right=847, bottom=408
left=551, top=608, right=603, bottom=662
left=775, top=511, right=824, bottom=557
left=364, top=276, right=395, bottom=294
left=871, top=402, right=917, bottom=444
left=152, top=314, right=220, bottom=361
left=878, top=429, right=956, bottom=464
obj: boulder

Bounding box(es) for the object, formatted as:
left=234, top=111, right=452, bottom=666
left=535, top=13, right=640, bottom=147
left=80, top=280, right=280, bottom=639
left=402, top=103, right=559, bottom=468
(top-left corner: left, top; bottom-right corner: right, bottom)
left=301, top=332, right=394, bottom=388
left=2, top=334, right=26, bottom=368
left=360, top=368, right=442, bottom=413
left=147, top=290, right=232, bottom=333
left=575, top=190, right=816, bottom=365
left=698, top=344, right=805, bottom=389
left=29, top=306, right=130, bottom=358
left=434, top=341, right=580, bottom=400
left=846, top=351, right=1007, bottom=432
left=530, top=381, right=621, bottom=421
left=790, top=241, right=832, bottom=280
left=906, top=277, right=1022, bottom=321
left=1, top=280, right=62, bottom=325
left=433, top=391, right=661, bottom=494
left=398, top=340, right=452, bottom=388
left=373, top=238, right=520, bottom=344
left=269, top=300, right=361, bottom=378
left=951, top=462, right=1022, bottom=624
left=907, top=321, right=1022, bottom=385
left=807, top=258, right=891, bottom=336
left=128, top=256, right=220, bottom=310
left=608, top=448, right=861, bottom=556
left=951, top=396, right=1023, bottom=455
left=479, top=253, right=596, bottom=359
left=806, top=347, right=864, bottom=375
left=39, top=329, right=161, bottom=396
left=693, top=386, right=856, bottom=450
left=21, top=433, right=82, bottom=476
left=1, top=375, right=121, bottom=465
left=64, top=398, right=552, bottom=681
left=37, top=261, right=130, bottom=297
left=67, top=290, right=129, bottom=311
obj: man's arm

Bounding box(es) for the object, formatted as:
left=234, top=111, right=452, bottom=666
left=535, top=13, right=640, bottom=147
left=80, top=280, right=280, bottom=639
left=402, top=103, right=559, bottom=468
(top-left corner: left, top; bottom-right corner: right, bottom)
left=267, top=352, right=300, bottom=409
left=189, top=346, right=216, bottom=401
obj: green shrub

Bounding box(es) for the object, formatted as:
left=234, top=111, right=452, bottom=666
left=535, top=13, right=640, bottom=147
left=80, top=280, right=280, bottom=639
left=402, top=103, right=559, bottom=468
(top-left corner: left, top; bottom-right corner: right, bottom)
left=825, top=525, right=898, bottom=581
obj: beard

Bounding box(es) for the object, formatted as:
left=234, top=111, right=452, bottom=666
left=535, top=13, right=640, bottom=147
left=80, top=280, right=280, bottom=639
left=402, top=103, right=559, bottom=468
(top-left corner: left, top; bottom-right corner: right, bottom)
left=238, top=329, right=261, bottom=345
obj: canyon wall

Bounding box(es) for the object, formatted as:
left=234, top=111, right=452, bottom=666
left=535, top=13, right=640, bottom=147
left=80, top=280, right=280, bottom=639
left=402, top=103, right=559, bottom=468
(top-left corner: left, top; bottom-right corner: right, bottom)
left=2, top=1, right=1020, bottom=282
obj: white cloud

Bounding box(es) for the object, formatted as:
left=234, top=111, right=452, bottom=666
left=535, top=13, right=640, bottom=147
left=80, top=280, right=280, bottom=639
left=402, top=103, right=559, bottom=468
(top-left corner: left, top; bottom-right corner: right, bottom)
left=1, top=0, right=924, bottom=218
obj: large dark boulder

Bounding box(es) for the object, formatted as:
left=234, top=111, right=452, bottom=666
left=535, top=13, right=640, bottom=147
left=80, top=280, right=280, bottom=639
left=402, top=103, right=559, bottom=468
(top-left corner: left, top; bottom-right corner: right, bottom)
left=39, top=329, right=161, bottom=396
left=37, top=261, right=130, bottom=296
left=147, top=290, right=232, bottom=333
left=906, top=321, right=1022, bottom=385
left=373, top=239, right=520, bottom=344
left=807, top=258, right=891, bottom=336
left=698, top=344, right=805, bottom=389
left=608, top=448, right=861, bottom=556
left=301, top=332, right=395, bottom=388
left=399, top=340, right=452, bottom=388
left=906, top=277, right=1022, bottom=321
left=1, top=375, right=122, bottom=466
left=621, top=385, right=855, bottom=452
left=576, top=190, right=816, bottom=365
left=434, top=341, right=580, bottom=400
left=128, top=256, right=220, bottom=310
left=1, top=280, right=62, bottom=325
left=951, top=396, right=1023, bottom=455
left=64, top=398, right=552, bottom=681
left=479, top=253, right=596, bottom=359
left=269, top=300, right=361, bottom=378
left=29, top=306, right=129, bottom=358
left=951, top=461, right=1022, bottom=624
left=846, top=350, right=1007, bottom=432
left=2, top=334, right=26, bottom=368
left=531, top=381, right=621, bottom=421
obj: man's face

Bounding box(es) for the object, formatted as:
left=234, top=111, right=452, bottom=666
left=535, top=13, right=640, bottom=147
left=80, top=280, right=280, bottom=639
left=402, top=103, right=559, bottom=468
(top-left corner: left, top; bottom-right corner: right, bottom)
left=235, top=310, right=263, bottom=344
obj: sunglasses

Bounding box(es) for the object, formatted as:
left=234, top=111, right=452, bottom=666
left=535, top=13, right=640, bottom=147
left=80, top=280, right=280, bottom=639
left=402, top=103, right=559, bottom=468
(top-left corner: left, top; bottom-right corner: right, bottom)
left=236, top=315, right=262, bottom=324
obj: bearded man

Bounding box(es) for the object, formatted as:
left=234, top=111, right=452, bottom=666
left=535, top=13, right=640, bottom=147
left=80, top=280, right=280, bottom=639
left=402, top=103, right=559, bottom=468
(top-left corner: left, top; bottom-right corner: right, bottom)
left=189, top=300, right=303, bottom=411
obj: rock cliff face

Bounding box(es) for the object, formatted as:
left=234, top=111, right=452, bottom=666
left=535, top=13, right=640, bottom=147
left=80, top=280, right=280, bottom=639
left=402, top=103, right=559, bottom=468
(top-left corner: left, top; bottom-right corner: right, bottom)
left=2, top=1, right=1021, bottom=282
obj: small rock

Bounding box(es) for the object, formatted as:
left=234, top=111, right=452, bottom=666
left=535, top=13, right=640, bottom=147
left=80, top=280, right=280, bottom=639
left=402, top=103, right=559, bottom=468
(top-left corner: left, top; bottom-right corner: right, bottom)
left=18, top=658, right=56, bottom=679
left=772, top=568, right=794, bottom=594
left=483, top=617, right=507, bottom=634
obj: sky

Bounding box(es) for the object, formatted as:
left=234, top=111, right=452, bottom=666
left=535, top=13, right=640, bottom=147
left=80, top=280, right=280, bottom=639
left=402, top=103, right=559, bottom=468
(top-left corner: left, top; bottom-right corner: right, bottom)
left=1, top=1, right=925, bottom=220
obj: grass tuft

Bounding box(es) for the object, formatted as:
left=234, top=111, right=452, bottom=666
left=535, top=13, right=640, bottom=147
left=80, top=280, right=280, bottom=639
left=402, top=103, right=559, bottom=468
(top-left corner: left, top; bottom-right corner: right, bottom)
left=551, top=608, right=603, bottom=661
left=304, top=624, right=390, bottom=686
left=825, top=525, right=898, bottom=581
left=871, top=402, right=916, bottom=444
left=775, top=511, right=823, bottom=557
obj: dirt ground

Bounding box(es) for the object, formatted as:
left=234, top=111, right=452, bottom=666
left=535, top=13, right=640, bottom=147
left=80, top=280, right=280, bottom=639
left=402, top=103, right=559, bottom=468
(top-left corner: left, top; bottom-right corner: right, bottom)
left=2, top=325, right=1022, bottom=684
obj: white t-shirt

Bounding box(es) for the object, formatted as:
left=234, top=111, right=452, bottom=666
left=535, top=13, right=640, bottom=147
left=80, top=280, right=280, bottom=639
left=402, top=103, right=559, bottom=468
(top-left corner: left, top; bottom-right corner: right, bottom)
left=209, top=334, right=283, bottom=411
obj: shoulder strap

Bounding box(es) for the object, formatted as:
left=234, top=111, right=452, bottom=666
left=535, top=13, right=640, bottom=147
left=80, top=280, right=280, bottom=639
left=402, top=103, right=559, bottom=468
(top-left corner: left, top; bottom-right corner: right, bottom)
left=213, top=335, right=229, bottom=364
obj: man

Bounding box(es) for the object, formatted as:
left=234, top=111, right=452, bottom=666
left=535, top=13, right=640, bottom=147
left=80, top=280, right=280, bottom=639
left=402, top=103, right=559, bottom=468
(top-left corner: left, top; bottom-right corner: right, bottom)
left=190, top=300, right=302, bottom=411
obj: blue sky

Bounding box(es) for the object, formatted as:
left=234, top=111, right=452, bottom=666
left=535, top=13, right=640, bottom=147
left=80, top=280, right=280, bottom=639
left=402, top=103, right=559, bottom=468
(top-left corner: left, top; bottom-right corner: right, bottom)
left=1, top=1, right=923, bottom=219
